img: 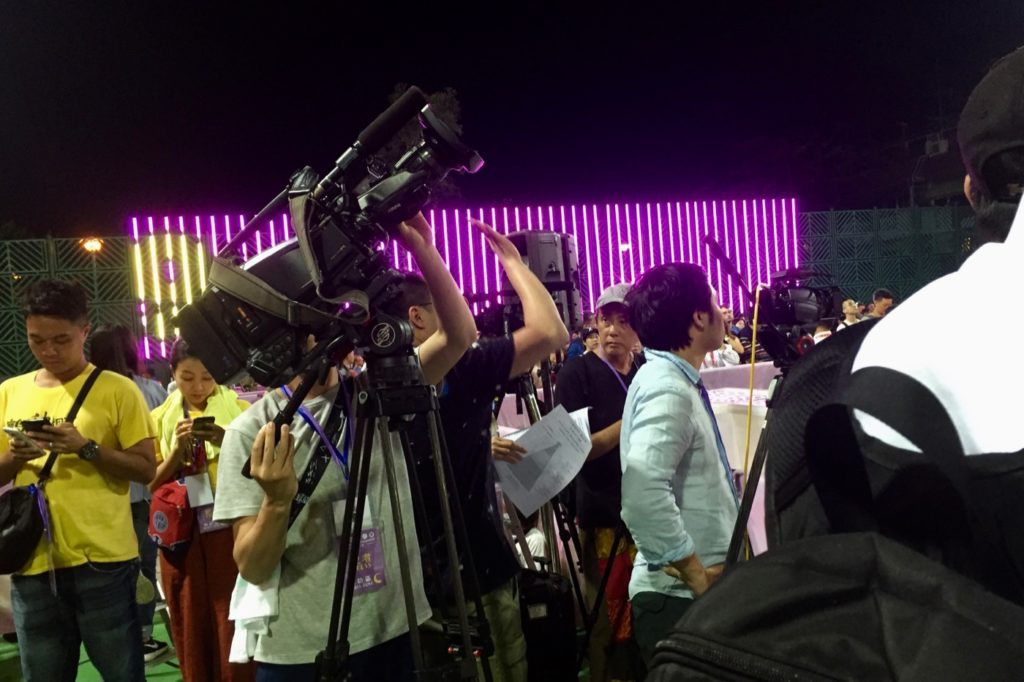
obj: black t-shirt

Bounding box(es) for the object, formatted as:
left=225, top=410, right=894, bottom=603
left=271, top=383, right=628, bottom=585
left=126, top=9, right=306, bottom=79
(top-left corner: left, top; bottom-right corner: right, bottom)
left=554, top=351, right=644, bottom=529
left=406, top=337, right=520, bottom=596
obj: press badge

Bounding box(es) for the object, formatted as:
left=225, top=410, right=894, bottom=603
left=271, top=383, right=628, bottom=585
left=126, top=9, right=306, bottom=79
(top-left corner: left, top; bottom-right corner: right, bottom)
left=332, top=498, right=386, bottom=595
left=184, top=473, right=215, bottom=507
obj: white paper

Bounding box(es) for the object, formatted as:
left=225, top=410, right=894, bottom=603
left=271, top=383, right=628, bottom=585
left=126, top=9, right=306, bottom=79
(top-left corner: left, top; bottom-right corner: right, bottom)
left=494, top=405, right=591, bottom=516
left=184, top=473, right=215, bottom=507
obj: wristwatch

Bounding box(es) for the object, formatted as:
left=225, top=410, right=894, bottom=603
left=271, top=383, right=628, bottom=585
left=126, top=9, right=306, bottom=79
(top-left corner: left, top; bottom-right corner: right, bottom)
left=78, top=439, right=100, bottom=462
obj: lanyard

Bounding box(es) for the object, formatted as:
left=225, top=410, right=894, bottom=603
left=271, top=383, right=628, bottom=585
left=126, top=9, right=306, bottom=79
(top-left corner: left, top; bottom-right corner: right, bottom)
left=599, top=355, right=632, bottom=394
left=281, top=385, right=350, bottom=479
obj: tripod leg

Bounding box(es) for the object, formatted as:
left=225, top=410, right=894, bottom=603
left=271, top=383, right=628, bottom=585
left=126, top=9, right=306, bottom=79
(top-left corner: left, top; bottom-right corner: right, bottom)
left=550, top=501, right=589, bottom=627
left=376, top=418, right=426, bottom=673
left=319, top=413, right=374, bottom=681
left=576, top=524, right=625, bottom=671
left=428, top=410, right=494, bottom=682
left=726, top=415, right=771, bottom=566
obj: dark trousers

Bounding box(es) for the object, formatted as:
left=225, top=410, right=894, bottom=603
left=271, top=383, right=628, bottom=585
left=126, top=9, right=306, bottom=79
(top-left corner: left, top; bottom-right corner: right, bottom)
left=130, top=499, right=158, bottom=638
left=255, top=633, right=414, bottom=682
left=12, top=560, right=144, bottom=682
left=631, top=591, right=693, bottom=665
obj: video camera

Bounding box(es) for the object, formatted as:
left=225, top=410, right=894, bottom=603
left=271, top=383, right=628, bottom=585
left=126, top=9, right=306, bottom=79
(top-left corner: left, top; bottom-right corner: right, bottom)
left=175, top=86, right=483, bottom=387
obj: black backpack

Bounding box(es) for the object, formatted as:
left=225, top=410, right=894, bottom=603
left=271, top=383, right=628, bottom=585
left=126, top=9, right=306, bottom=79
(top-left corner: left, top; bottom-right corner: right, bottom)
left=646, top=321, right=1024, bottom=680
left=646, top=532, right=1024, bottom=681
left=764, top=319, right=1024, bottom=604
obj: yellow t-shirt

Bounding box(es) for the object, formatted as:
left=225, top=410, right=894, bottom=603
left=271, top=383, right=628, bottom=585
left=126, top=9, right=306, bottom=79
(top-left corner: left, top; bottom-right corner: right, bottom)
left=150, top=385, right=250, bottom=492
left=0, top=364, right=157, bottom=576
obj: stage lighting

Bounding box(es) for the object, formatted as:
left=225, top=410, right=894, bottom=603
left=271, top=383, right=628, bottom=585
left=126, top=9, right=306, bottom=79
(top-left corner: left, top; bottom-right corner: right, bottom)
left=80, top=237, right=104, bottom=253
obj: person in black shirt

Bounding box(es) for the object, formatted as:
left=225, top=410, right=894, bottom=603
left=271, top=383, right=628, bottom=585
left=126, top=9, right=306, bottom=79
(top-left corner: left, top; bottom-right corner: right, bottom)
left=382, top=218, right=568, bottom=682
left=555, top=283, right=645, bottom=682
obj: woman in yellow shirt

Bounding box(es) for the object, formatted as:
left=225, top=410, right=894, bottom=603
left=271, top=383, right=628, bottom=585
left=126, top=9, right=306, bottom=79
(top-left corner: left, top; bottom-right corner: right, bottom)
left=149, top=339, right=254, bottom=682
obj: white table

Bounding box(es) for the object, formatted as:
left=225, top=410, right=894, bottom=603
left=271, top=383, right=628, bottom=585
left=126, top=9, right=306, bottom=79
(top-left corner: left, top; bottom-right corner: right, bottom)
left=709, top=389, right=769, bottom=555
left=700, top=361, right=777, bottom=391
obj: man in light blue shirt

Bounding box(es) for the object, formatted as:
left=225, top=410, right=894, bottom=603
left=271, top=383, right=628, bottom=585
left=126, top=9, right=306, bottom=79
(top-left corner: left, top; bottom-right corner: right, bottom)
left=619, top=263, right=740, bottom=663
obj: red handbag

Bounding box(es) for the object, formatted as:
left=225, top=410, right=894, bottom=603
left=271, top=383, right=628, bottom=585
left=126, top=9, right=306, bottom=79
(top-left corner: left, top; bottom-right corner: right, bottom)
left=148, top=479, right=194, bottom=551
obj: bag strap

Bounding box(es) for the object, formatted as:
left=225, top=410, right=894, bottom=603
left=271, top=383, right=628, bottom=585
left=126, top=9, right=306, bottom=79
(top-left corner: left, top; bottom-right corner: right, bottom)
left=37, top=367, right=104, bottom=483
left=287, top=385, right=349, bottom=529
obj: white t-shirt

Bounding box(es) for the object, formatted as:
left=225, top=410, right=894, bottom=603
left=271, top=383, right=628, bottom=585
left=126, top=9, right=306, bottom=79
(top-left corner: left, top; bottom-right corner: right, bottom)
left=852, top=204, right=1024, bottom=456
left=213, top=385, right=431, bottom=664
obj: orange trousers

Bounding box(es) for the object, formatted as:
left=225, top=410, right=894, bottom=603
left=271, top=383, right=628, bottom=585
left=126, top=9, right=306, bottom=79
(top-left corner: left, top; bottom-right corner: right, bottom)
left=159, top=526, right=255, bottom=682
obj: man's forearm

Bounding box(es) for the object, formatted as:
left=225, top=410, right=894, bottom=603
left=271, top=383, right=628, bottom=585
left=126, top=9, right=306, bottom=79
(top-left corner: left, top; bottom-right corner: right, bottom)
left=418, top=244, right=475, bottom=344
left=588, top=421, right=622, bottom=461
left=92, top=446, right=156, bottom=484
left=233, top=500, right=291, bottom=585
left=0, top=453, right=22, bottom=487
left=507, top=260, right=569, bottom=346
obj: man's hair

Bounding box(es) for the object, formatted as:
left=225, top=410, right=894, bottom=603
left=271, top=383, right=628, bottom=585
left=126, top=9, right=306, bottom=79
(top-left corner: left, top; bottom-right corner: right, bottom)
left=20, top=279, right=89, bottom=323
left=377, top=272, right=431, bottom=319
left=873, top=288, right=894, bottom=303
left=625, top=263, right=712, bottom=351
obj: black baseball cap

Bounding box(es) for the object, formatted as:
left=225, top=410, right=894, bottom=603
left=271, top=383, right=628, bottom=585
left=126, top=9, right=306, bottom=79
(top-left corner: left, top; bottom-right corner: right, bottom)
left=958, top=46, right=1024, bottom=202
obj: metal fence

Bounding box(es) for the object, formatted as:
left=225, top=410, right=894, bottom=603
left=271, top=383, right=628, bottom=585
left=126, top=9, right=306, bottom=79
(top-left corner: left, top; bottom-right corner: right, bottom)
left=798, top=206, right=975, bottom=306
left=0, top=236, right=137, bottom=379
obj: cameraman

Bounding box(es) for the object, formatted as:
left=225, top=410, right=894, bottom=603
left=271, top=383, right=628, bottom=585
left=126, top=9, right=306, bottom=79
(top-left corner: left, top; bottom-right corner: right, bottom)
left=212, top=213, right=477, bottom=682
left=382, top=218, right=568, bottom=682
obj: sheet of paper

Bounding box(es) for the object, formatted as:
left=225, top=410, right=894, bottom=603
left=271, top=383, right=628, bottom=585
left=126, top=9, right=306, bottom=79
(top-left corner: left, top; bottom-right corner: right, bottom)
left=494, top=405, right=591, bottom=516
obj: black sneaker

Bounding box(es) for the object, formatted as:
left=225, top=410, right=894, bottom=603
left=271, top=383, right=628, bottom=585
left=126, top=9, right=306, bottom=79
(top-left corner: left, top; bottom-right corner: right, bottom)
left=142, top=638, right=170, bottom=663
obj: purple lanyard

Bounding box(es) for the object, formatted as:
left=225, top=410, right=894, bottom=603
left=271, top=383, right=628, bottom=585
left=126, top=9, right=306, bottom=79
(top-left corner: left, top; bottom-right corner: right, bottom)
left=280, top=385, right=349, bottom=478
left=599, top=356, right=631, bottom=394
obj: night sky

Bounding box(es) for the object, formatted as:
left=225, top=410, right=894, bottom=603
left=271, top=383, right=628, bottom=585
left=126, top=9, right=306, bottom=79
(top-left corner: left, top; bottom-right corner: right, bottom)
left=1, top=2, right=1021, bottom=237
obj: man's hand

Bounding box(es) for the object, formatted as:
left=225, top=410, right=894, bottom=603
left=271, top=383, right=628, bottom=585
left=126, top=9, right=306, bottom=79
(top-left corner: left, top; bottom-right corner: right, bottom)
left=397, top=212, right=433, bottom=253
left=28, top=423, right=88, bottom=455
left=8, top=437, right=45, bottom=463
left=249, top=423, right=297, bottom=508
left=663, top=553, right=721, bottom=597
left=471, top=218, right=521, bottom=263
left=491, top=436, right=527, bottom=464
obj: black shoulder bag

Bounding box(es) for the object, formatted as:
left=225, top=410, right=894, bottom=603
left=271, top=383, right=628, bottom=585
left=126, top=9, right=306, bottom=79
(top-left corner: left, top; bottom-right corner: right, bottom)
left=0, top=367, right=104, bottom=574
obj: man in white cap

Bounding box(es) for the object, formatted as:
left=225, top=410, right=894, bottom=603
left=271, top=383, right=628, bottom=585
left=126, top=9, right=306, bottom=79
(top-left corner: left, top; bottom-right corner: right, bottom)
left=555, top=282, right=644, bottom=681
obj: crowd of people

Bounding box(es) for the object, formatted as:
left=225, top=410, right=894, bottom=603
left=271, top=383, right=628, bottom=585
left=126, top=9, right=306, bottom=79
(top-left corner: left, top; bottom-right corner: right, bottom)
left=2, top=42, right=1022, bottom=682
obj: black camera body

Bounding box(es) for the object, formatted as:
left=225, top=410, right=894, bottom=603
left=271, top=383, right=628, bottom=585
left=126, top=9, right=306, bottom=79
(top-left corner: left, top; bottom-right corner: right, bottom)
left=175, top=87, right=483, bottom=387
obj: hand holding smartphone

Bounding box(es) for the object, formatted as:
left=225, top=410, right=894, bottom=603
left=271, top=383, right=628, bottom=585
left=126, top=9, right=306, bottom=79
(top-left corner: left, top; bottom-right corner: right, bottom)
left=3, top=426, right=46, bottom=456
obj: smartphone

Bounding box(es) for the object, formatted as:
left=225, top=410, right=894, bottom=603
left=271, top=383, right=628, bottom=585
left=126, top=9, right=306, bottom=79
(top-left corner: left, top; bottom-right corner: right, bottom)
left=20, top=417, right=52, bottom=433
left=3, top=427, right=45, bottom=454
left=192, top=416, right=216, bottom=428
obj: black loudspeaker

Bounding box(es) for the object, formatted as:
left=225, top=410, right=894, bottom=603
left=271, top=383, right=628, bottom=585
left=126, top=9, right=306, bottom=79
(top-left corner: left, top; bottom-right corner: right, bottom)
left=504, top=231, right=582, bottom=332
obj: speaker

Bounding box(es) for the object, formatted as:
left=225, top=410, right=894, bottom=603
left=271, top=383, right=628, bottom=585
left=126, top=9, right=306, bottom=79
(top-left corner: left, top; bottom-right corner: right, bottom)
left=503, top=231, right=582, bottom=332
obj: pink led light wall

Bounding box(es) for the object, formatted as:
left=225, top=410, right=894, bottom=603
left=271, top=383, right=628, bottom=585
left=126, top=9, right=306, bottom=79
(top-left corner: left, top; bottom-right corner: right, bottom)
left=129, top=198, right=798, bottom=358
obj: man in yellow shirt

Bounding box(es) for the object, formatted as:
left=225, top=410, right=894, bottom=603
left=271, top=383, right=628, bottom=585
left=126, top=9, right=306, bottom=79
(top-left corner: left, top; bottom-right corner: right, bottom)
left=0, top=279, right=156, bottom=682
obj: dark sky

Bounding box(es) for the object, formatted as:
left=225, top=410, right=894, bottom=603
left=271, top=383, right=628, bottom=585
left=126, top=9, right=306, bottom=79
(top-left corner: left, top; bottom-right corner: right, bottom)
left=1, top=2, right=1021, bottom=237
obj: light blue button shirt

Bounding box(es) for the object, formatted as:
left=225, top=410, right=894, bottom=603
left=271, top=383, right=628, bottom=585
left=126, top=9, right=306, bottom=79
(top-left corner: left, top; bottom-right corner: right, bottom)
left=620, top=348, right=739, bottom=600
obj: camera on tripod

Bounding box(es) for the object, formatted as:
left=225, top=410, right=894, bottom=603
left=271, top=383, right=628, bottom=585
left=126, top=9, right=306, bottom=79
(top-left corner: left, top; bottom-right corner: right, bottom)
left=175, top=86, right=483, bottom=388
left=754, top=267, right=841, bottom=365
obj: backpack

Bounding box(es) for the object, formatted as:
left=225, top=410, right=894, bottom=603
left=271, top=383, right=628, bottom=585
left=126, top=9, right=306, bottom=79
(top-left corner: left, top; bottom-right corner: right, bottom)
left=646, top=532, right=1024, bottom=682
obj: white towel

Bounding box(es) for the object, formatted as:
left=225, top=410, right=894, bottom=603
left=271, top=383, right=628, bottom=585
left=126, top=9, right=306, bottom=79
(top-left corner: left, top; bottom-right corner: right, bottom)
left=228, top=566, right=280, bottom=664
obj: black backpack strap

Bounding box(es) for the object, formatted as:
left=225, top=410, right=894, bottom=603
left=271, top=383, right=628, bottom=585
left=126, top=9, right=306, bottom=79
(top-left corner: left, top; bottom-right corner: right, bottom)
left=287, top=386, right=350, bottom=529
left=38, top=367, right=104, bottom=483
left=835, top=367, right=968, bottom=494
left=805, top=366, right=971, bottom=534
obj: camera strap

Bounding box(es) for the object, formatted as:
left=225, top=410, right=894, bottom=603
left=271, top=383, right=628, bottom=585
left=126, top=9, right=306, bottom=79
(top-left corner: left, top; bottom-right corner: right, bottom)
left=36, top=367, right=104, bottom=484
left=286, top=191, right=371, bottom=320
left=285, top=382, right=351, bottom=529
